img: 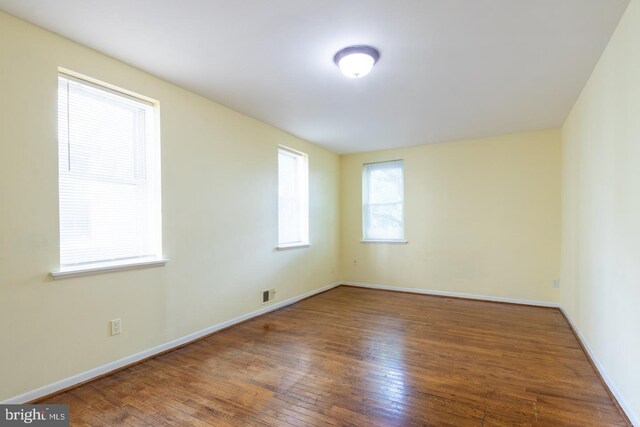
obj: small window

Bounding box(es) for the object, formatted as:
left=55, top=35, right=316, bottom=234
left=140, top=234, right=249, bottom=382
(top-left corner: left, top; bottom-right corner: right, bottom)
left=278, top=146, right=309, bottom=247
left=363, top=160, right=405, bottom=241
left=57, top=73, right=161, bottom=271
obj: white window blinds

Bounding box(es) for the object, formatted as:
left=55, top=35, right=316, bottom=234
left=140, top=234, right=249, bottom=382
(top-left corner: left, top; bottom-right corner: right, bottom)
left=363, top=160, right=404, bottom=241
left=278, top=147, right=309, bottom=246
left=57, top=74, right=161, bottom=269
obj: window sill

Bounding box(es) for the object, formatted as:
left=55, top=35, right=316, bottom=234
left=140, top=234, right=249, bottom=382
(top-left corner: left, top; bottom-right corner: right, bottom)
left=276, top=243, right=310, bottom=251
left=51, top=258, right=168, bottom=279
left=360, top=240, right=408, bottom=244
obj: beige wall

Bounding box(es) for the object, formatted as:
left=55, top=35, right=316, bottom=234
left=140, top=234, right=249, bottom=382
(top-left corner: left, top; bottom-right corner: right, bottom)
left=340, top=130, right=561, bottom=302
left=3, top=2, right=638, bottom=421
left=0, top=12, right=339, bottom=401
left=561, top=0, right=640, bottom=421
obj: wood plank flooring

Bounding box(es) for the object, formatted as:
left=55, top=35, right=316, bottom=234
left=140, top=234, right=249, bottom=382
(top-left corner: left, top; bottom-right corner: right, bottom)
left=43, top=286, right=629, bottom=426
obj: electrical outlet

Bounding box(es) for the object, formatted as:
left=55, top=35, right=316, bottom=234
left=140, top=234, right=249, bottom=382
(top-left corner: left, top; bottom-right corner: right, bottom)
left=110, top=318, right=121, bottom=336
left=552, top=279, right=560, bottom=288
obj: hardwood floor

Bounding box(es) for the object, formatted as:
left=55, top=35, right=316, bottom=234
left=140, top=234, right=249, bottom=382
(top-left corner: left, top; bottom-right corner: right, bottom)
left=43, top=286, right=629, bottom=426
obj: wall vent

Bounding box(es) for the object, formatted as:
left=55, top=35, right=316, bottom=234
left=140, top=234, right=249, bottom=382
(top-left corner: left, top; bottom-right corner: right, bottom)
left=262, top=289, right=276, bottom=303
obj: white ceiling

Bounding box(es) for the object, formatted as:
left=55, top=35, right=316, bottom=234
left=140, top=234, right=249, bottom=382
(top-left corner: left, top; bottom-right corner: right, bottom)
left=0, top=0, right=629, bottom=153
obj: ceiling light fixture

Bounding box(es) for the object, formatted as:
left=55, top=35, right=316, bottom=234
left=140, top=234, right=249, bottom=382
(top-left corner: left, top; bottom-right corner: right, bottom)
left=333, top=45, right=380, bottom=79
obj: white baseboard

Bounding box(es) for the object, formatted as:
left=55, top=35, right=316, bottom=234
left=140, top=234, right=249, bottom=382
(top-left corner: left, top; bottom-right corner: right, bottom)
left=5, top=281, right=635, bottom=425
left=342, top=281, right=560, bottom=307
left=558, top=306, right=638, bottom=426
left=2, top=281, right=341, bottom=405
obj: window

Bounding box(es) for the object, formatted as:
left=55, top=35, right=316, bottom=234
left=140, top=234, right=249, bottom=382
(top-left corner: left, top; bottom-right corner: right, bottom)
left=362, top=160, right=405, bottom=241
left=278, top=146, right=309, bottom=248
left=56, top=73, right=162, bottom=273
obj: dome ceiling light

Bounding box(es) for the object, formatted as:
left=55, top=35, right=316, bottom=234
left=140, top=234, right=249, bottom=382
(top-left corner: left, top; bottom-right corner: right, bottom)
left=333, top=45, right=380, bottom=79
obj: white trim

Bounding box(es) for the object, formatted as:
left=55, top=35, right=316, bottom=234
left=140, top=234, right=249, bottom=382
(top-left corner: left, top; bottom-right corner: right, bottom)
left=342, top=281, right=560, bottom=307
left=360, top=240, right=408, bottom=244
left=276, top=243, right=310, bottom=250
left=277, top=144, right=306, bottom=157
left=51, top=259, right=168, bottom=279
left=362, top=159, right=405, bottom=243
left=277, top=145, right=309, bottom=248
left=5, top=280, right=634, bottom=425
left=2, top=282, right=341, bottom=404
left=558, top=306, right=638, bottom=427
left=58, top=67, right=158, bottom=106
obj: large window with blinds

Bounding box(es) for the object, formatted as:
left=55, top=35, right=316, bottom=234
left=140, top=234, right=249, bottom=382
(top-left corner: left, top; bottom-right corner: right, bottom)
left=57, top=73, right=162, bottom=273
left=277, top=146, right=309, bottom=248
left=362, top=160, right=405, bottom=241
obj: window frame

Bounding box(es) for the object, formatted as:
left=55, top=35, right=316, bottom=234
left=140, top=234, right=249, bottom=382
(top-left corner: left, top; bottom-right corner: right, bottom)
left=52, top=70, right=166, bottom=279
left=277, top=145, right=309, bottom=250
left=362, top=159, right=407, bottom=244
